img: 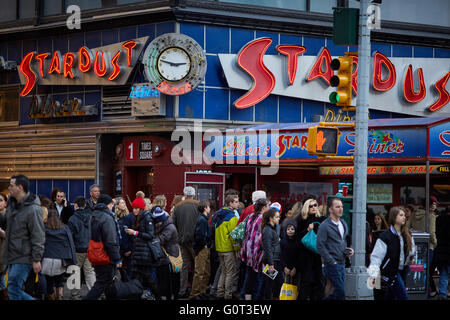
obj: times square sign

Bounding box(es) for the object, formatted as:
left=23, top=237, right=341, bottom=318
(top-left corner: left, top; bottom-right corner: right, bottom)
left=219, top=38, right=450, bottom=117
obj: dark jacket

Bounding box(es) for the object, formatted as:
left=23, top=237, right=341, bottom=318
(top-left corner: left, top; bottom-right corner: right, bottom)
left=262, top=223, right=281, bottom=266
left=67, top=208, right=92, bottom=253
left=378, top=228, right=408, bottom=281
left=297, top=215, right=326, bottom=284
left=43, top=225, right=77, bottom=265
left=317, top=217, right=349, bottom=266
left=434, top=212, right=450, bottom=268
left=90, top=203, right=121, bottom=264
left=86, top=198, right=97, bottom=212
left=193, top=213, right=211, bottom=255
left=54, top=201, right=74, bottom=225
left=280, top=220, right=300, bottom=270
left=173, top=199, right=200, bottom=245
left=2, top=192, right=45, bottom=265
left=119, top=212, right=138, bottom=254
left=155, top=216, right=180, bottom=264
left=131, top=211, right=164, bottom=266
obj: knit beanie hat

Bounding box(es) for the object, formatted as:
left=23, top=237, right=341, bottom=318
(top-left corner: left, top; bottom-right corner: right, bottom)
left=132, top=197, right=146, bottom=210
left=252, top=190, right=266, bottom=203
left=151, top=206, right=169, bottom=223
left=270, top=202, right=282, bottom=213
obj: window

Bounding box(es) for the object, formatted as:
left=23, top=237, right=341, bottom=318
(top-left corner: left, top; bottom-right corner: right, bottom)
left=43, top=0, right=63, bottom=16
left=0, top=87, right=20, bottom=123
left=219, top=0, right=307, bottom=11
left=400, top=185, right=425, bottom=205
left=0, top=0, right=16, bottom=22
left=19, top=0, right=36, bottom=19
left=65, top=0, right=102, bottom=11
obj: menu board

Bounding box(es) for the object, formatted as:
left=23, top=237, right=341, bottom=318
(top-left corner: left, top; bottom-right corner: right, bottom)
left=367, top=184, right=393, bottom=203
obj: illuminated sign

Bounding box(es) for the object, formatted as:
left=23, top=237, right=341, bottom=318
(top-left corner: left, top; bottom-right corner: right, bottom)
left=319, top=165, right=449, bottom=176
left=130, top=84, right=161, bottom=99
left=219, top=38, right=450, bottom=117
left=28, top=94, right=98, bottom=118
left=18, top=37, right=148, bottom=97
left=142, top=33, right=207, bottom=96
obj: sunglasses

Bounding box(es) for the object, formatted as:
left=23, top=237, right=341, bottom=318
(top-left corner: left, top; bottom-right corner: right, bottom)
left=309, top=203, right=318, bottom=208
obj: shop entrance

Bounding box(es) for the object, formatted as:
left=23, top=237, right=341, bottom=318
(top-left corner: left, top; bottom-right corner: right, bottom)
left=185, top=172, right=225, bottom=211
left=123, top=166, right=154, bottom=204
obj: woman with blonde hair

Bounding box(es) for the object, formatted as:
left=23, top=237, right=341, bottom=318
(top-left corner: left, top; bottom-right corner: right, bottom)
left=114, top=197, right=129, bottom=220
left=170, top=195, right=184, bottom=215
left=296, top=198, right=326, bottom=300
left=144, top=197, right=152, bottom=211
left=153, top=195, right=167, bottom=210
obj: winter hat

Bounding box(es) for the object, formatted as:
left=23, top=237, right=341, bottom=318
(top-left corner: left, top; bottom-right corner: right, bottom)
left=252, top=190, right=266, bottom=203
left=430, top=196, right=439, bottom=205
left=151, top=206, right=169, bottom=223
left=98, top=194, right=113, bottom=206
left=183, top=186, right=196, bottom=197
left=285, top=219, right=297, bottom=230
left=132, top=197, right=146, bottom=210
left=270, top=202, right=282, bottom=213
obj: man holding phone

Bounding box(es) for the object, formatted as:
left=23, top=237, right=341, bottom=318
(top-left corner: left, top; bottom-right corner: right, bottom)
left=317, top=196, right=354, bottom=300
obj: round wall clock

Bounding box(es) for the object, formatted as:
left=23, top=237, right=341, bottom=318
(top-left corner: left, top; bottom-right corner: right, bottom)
left=142, top=33, right=207, bottom=96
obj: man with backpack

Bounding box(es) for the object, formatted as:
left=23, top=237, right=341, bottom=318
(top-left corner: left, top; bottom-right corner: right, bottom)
left=84, top=194, right=122, bottom=300
left=67, top=196, right=96, bottom=300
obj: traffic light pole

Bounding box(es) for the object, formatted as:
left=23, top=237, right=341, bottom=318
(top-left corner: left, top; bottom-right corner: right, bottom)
left=345, top=0, right=373, bottom=300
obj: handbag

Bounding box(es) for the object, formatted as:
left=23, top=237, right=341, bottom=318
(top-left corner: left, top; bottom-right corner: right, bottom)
left=162, top=246, right=183, bottom=273
left=148, top=237, right=165, bottom=261
left=105, top=278, right=143, bottom=300
left=87, top=239, right=112, bottom=266
left=301, top=221, right=321, bottom=254
left=279, top=275, right=298, bottom=300
left=230, top=216, right=248, bottom=243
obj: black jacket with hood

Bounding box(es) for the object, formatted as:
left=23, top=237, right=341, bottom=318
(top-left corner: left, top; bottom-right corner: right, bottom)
left=68, top=208, right=92, bottom=253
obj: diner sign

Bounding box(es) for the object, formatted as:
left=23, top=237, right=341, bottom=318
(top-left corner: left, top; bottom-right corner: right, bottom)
left=219, top=38, right=450, bottom=117
left=18, top=37, right=149, bottom=96
left=319, top=165, right=448, bottom=176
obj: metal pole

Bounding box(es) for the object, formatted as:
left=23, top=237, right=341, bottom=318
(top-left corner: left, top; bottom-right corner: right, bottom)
left=426, top=160, right=430, bottom=233
left=346, top=0, right=372, bottom=300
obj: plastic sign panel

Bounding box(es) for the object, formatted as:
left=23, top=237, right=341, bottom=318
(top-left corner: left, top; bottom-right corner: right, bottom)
left=307, top=126, right=339, bottom=156
left=219, top=38, right=450, bottom=117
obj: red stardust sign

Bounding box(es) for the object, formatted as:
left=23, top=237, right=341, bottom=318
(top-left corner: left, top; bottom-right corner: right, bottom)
left=231, top=38, right=450, bottom=113
left=18, top=39, right=144, bottom=97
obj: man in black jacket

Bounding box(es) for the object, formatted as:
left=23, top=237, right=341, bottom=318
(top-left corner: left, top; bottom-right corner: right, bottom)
left=51, top=188, right=74, bottom=225
left=84, top=194, right=122, bottom=300
left=67, top=196, right=96, bottom=300
left=435, top=206, right=450, bottom=300
left=190, top=201, right=211, bottom=300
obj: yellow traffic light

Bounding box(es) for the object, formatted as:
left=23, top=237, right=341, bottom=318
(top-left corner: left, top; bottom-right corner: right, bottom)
left=307, top=126, right=340, bottom=156
left=329, top=56, right=353, bottom=108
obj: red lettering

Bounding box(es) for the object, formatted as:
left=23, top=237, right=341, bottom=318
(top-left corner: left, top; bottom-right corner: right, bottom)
left=428, top=72, right=450, bottom=112
left=234, top=38, right=276, bottom=109
left=19, top=52, right=36, bottom=97
left=35, top=53, right=49, bottom=78
left=108, top=51, right=121, bottom=81
left=373, top=52, right=396, bottom=91
left=306, top=47, right=333, bottom=85
left=345, top=132, right=355, bottom=154
left=63, top=52, right=75, bottom=79
left=403, top=64, right=426, bottom=103
left=276, top=135, right=286, bottom=157
left=78, top=47, right=92, bottom=73
left=291, top=135, right=300, bottom=148
left=301, top=135, right=308, bottom=150
left=94, top=51, right=108, bottom=77
left=48, top=51, right=62, bottom=74
left=285, top=135, right=293, bottom=149
left=276, top=45, right=306, bottom=85
left=351, top=56, right=358, bottom=95
left=122, top=40, right=137, bottom=66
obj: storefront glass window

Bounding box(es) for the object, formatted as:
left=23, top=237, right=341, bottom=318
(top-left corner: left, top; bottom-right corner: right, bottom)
left=400, top=186, right=425, bottom=205
left=264, top=181, right=333, bottom=208
left=43, top=0, right=63, bottom=16
left=65, top=0, right=102, bottom=11
left=0, top=88, right=19, bottom=123
left=219, top=0, right=307, bottom=11
left=117, top=0, right=147, bottom=4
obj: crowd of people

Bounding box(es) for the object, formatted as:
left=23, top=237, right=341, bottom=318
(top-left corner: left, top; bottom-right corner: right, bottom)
left=0, top=174, right=448, bottom=301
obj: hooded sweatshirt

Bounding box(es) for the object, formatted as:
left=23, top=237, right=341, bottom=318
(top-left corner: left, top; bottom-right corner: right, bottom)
left=407, top=207, right=426, bottom=232
left=213, top=206, right=239, bottom=253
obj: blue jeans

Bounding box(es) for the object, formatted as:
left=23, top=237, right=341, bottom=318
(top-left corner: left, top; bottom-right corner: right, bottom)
left=7, top=264, right=35, bottom=300
left=323, top=263, right=346, bottom=300
left=438, top=265, right=449, bottom=299
left=385, top=273, right=408, bottom=300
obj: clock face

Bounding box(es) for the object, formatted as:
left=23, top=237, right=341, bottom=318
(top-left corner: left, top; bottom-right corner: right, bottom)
left=142, top=33, right=207, bottom=96
left=157, top=47, right=191, bottom=82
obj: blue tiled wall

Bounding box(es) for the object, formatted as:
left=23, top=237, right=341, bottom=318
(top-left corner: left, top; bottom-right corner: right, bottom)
left=4, top=21, right=450, bottom=126
left=30, top=179, right=95, bottom=202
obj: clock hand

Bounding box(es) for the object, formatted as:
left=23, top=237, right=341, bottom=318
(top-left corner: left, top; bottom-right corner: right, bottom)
left=160, top=60, right=187, bottom=67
